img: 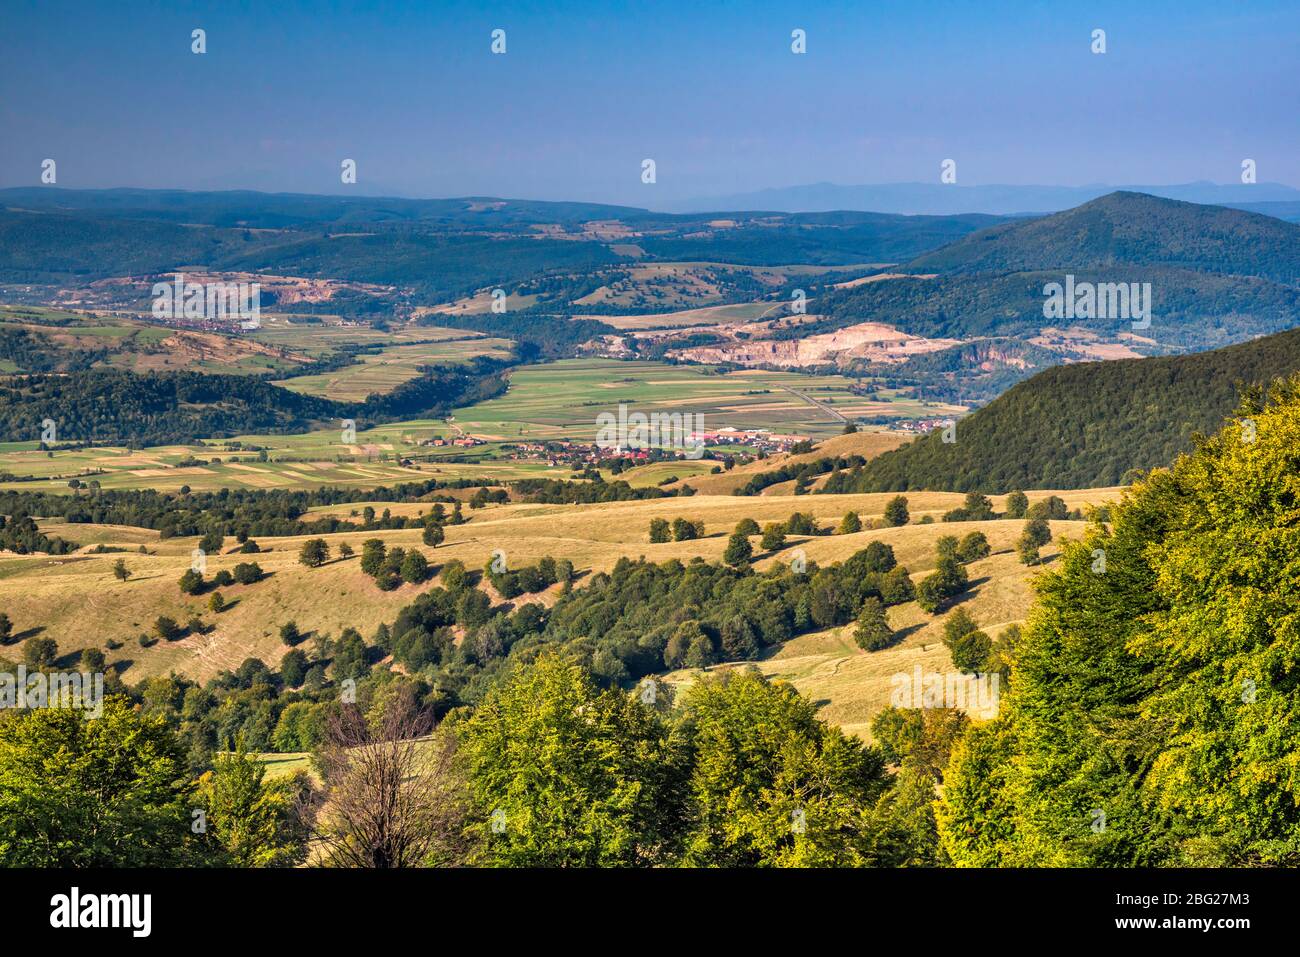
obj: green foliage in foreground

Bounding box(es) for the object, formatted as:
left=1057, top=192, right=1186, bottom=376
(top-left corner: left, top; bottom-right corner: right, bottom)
left=938, top=377, right=1300, bottom=865
left=460, top=656, right=941, bottom=867
left=0, top=697, right=303, bottom=867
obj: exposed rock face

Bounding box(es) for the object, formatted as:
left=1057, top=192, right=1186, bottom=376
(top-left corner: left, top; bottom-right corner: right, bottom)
left=670, top=322, right=962, bottom=368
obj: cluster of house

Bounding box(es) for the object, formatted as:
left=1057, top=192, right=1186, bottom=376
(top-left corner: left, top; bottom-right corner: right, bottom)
left=423, top=436, right=486, bottom=449
left=686, top=427, right=806, bottom=452
left=497, top=426, right=808, bottom=468
left=893, top=418, right=954, bottom=434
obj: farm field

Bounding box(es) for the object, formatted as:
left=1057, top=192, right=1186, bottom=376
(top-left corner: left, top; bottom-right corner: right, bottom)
left=250, top=320, right=485, bottom=356
left=0, top=427, right=567, bottom=494
left=451, top=358, right=961, bottom=442
left=275, top=336, right=515, bottom=401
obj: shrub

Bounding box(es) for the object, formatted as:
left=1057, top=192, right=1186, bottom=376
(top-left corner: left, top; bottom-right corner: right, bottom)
left=883, top=495, right=910, bottom=527
left=956, top=532, right=991, bottom=563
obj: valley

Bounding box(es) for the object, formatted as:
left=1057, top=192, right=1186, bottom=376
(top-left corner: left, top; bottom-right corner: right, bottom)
left=1, top=182, right=1297, bottom=874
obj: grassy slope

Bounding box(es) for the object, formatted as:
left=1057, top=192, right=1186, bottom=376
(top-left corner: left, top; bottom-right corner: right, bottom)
left=661, top=429, right=913, bottom=495
left=4, top=488, right=1119, bottom=742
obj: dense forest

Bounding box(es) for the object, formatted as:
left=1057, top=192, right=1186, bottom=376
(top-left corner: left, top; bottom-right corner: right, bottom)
left=632, top=210, right=1006, bottom=266
left=824, top=326, right=1300, bottom=492
left=0, top=356, right=510, bottom=444
left=937, top=376, right=1300, bottom=865
left=905, top=191, right=1300, bottom=282
left=0, top=658, right=958, bottom=868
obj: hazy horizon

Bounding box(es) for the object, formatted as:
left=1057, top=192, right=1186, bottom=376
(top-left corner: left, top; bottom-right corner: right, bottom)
left=2, top=0, right=1297, bottom=206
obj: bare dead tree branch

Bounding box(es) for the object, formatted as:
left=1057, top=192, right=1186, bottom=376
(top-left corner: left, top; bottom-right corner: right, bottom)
left=300, top=692, right=470, bottom=868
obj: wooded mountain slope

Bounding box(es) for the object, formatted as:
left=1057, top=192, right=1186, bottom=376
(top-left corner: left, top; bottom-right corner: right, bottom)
left=826, top=326, right=1300, bottom=492
left=809, top=193, right=1300, bottom=349
left=906, top=191, right=1300, bottom=282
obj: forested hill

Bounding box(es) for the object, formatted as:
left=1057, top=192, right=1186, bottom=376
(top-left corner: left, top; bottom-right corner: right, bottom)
left=824, top=326, right=1300, bottom=493
left=904, top=191, right=1300, bottom=282
left=904, top=189, right=1300, bottom=280
left=0, top=358, right=509, bottom=445
left=0, top=369, right=348, bottom=445
left=807, top=192, right=1300, bottom=350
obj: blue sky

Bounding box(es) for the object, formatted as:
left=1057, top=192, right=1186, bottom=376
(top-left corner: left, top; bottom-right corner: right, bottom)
left=1, top=0, right=1296, bottom=206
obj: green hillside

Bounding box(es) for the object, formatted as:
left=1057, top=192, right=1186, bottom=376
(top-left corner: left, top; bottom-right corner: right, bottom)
left=825, top=326, right=1300, bottom=492
left=905, top=191, right=1300, bottom=282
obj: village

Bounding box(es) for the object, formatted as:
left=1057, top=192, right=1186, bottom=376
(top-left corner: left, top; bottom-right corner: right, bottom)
left=485, top=426, right=809, bottom=470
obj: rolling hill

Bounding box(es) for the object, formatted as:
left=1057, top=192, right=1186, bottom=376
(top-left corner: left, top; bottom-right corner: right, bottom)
left=805, top=192, right=1300, bottom=353
left=903, top=191, right=1300, bottom=282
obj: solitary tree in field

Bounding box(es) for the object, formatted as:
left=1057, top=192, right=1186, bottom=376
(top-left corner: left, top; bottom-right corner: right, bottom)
left=299, top=538, right=330, bottom=568
left=23, top=636, right=58, bottom=669
left=421, top=523, right=445, bottom=548
left=1003, top=490, right=1029, bottom=518
left=941, top=608, right=990, bottom=673
left=112, top=559, right=130, bottom=583
left=956, top=531, right=991, bottom=563
left=1017, top=535, right=1042, bottom=566
left=838, top=511, right=862, bottom=534
left=649, top=518, right=671, bottom=543
left=936, top=535, right=960, bottom=560
left=400, top=549, right=429, bottom=584
left=883, top=495, right=910, bottom=527
left=338, top=542, right=354, bottom=560
left=1017, top=518, right=1052, bottom=565
left=360, top=539, right=387, bottom=577
left=153, top=617, right=182, bottom=642
left=760, top=523, right=786, bottom=552
left=671, top=518, right=699, bottom=542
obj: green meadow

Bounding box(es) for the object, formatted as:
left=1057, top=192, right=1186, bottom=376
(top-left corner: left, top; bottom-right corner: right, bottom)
left=450, top=358, right=884, bottom=441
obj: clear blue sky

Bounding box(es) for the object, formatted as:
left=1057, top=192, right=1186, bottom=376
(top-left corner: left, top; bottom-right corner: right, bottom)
left=1, top=0, right=1296, bottom=206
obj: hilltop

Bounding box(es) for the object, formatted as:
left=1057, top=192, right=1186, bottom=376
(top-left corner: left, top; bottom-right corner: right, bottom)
left=904, top=191, right=1300, bottom=282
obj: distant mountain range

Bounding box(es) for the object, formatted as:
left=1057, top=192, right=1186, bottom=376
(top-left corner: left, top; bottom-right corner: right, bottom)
left=666, top=181, right=1300, bottom=218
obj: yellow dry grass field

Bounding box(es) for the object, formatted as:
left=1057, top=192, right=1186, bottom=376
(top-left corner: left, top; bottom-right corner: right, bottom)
left=3, top=487, right=1120, bottom=711
left=660, top=429, right=911, bottom=495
